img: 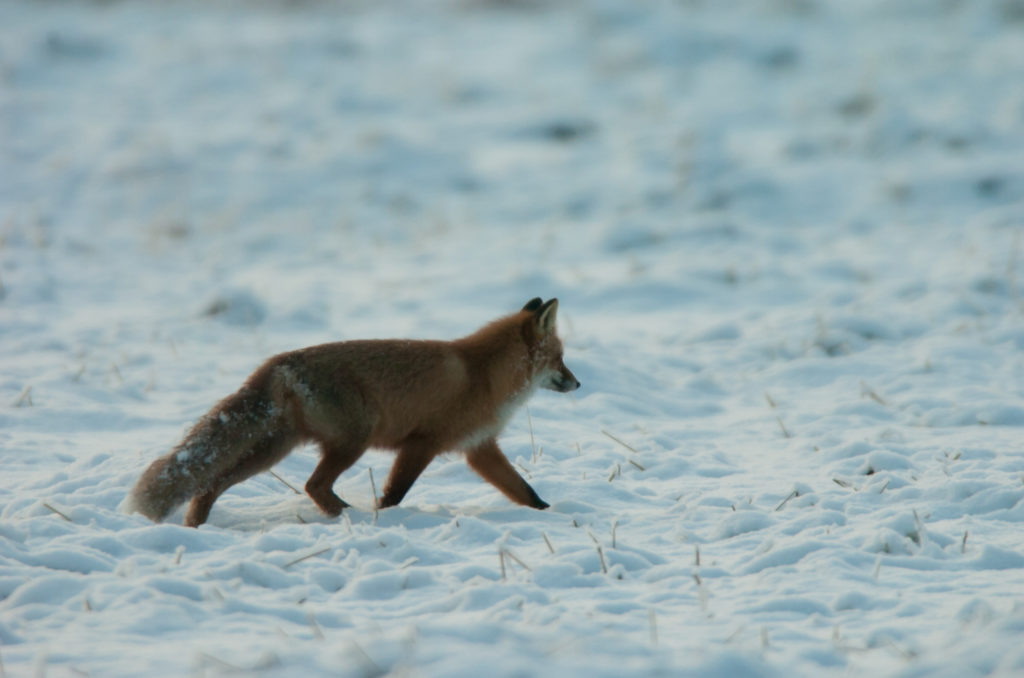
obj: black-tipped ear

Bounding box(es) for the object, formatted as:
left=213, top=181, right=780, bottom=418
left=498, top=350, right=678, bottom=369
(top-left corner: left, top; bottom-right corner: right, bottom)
left=536, top=298, right=558, bottom=335
left=522, top=297, right=543, bottom=312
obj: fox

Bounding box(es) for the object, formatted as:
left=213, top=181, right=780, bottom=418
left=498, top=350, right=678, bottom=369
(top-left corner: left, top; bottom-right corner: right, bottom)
left=127, top=298, right=580, bottom=527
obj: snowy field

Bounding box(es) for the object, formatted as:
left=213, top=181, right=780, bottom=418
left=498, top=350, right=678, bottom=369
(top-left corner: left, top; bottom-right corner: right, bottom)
left=3, top=0, right=1024, bottom=675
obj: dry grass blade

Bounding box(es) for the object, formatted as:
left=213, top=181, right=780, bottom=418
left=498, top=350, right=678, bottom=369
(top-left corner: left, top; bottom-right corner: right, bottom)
left=499, top=550, right=507, bottom=580
left=526, top=405, right=537, bottom=461
left=586, top=530, right=609, bottom=573
left=43, top=502, right=71, bottom=521
left=14, top=386, right=32, bottom=407
left=764, top=392, right=776, bottom=408
left=349, top=640, right=383, bottom=677
left=502, top=548, right=532, bottom=572
left=595, top=544, right=608, bottom=574
left=268, top=470, right=301, bottom=494
left=611, top=519, right=619, bottom=549
left=861, top=380, right=887, bottom=406
left=775, top=489, right=798, bottom=511
left=961, top=530, right=969, bottom=554
left=197, top=653, right=240, bottom=672
left=369, top=468, right=379, bottom=524
left=648, top=609, right=658, bottom=646
left=601, top=429, right=640, bottom=454
left=284, top=547, right=330, bottom=569
left=542, top=531, right=555, bottom=554
left=776, top=416, right=792, bottom=438
left=308, top=613, right=325, bottom=641
left=628, top=459, right=646, bottom=471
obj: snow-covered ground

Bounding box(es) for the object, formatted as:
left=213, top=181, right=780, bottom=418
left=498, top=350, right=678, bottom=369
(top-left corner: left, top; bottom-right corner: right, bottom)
left=3, top=0, right=1024, bottom=675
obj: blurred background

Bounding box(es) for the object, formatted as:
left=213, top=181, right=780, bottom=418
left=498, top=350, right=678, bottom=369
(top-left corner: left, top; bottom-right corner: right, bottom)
left=2, top=0, right=1023, bottom=363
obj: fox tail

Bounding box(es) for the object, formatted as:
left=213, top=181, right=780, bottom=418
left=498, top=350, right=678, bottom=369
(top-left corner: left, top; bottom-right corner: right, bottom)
left=126, top=386, right=278, bottom=522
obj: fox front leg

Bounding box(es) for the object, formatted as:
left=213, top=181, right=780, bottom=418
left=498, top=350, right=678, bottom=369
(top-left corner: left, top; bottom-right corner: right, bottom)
left=466, top=439, right=549, bottom=509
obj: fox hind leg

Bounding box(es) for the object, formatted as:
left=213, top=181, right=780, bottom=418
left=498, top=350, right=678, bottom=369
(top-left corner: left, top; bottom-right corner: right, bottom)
left=378, top=438, right=440, bottom=508
left=183, top=429, right=300, bottom=527
left=305, top=439, right=369, bottom=517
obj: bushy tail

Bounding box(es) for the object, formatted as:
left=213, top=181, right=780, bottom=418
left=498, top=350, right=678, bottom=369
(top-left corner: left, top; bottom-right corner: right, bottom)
left=127, top=385, right=278, bottom=522
left=126, top=451, right=201, bottom=522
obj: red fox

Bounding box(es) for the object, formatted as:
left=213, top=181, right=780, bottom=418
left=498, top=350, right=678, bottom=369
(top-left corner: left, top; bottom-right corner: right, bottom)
left=127, top=298, right=580, bottom=527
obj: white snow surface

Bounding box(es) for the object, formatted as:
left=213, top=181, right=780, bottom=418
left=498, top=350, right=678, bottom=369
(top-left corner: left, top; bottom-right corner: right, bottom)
left=3, top=0, right=1024, bottom=676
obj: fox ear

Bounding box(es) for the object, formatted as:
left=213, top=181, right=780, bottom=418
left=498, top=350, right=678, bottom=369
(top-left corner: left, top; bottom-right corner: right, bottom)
left=536, top=298, right=559, bottom=335
left=522, top=297, right=543, bottom=312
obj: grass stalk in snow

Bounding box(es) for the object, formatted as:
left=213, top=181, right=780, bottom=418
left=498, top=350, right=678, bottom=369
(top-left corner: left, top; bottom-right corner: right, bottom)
left=13, top=386, right=32, bottom=407
left=601, top=429, right=639, bottom=455
left=694, top=573, right=709, bottom=613
left=526, top=405, right=537, bottom=462
left=308, top=613, right=325, bottom=641
left=649, top=609, right=658, bottom=646
left=369, top=468, right=379, bottom=525
left=542, top=531, right=555, bottom=554
left=284, top=547, right=330, bottom=569
left=775, top=489, right=798, bottom=511
left=861, top=380, right=887, bottom=406
left=43, top=502, right=71, bottom=522
left=349, top=641, right=382, bottom=676
left=611, top=519, right=618, bottom=549
left=196, top=652, right=240, bottom=673
left=962, top=530, right=969, bottom=553
left=268, top=470, right=301, bottom=494
left=776, top=416, right=792, bottom=438
left=502, top=548, right=531, bottom=572
left=587, top=531, right=608, bottom=574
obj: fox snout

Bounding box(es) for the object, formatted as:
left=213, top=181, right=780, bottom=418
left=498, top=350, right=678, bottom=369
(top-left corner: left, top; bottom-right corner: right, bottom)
left=546, top=364, right=581, bottom=393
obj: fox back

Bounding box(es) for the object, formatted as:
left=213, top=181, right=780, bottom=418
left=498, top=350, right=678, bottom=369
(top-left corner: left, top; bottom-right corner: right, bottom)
left=126, top=298, right=579, bottom=527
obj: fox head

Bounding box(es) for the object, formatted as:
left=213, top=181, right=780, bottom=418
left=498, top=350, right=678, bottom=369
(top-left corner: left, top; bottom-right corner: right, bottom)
left=521, top=297, right=581, bottom=393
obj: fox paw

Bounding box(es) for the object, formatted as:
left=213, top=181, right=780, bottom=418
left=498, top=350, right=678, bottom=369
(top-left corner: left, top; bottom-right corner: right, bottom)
left=312, top=494, right=349, bottom=517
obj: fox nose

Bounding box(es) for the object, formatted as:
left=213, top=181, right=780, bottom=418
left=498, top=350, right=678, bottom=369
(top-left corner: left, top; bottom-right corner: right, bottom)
left=560, top=374, right=581, bottom=392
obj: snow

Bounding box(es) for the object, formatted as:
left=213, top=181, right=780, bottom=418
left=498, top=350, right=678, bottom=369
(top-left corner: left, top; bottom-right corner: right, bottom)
left=3, top=0, right=1024, bottom=675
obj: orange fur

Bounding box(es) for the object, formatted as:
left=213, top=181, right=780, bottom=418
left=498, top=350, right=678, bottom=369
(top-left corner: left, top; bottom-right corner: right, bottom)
left=127, top=298, right=579, bottom=527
